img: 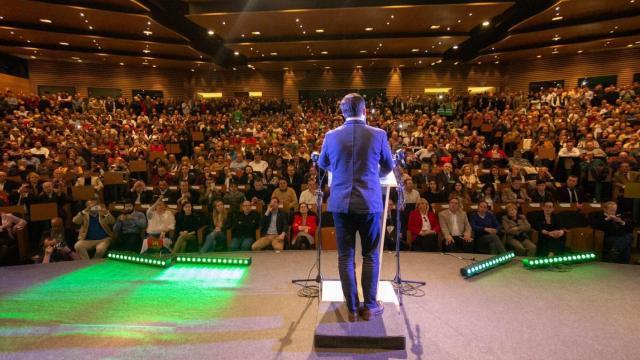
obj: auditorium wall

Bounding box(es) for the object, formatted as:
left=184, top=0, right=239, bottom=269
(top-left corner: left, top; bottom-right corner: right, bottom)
left=0, top=73, right=31, bottom=95
left=27, top=60, right=190, bottom=99
left=503, top=47, right=640, bottom=92
left=186, top=69, right=282, bottom=99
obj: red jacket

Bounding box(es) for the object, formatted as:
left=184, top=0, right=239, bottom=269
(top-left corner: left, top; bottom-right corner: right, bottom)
left=407, top=209, right=441, bottom=235
left=292, top=213, right=318, bottom=239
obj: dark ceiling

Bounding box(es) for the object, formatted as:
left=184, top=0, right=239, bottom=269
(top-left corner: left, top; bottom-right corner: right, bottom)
left=0, top=0, right=638, bottom=71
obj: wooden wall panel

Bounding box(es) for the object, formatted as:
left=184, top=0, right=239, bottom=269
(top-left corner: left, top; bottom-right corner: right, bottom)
left=187, top=70, right=282, bottom=99
left=0, top=73, right=31, bottom=95
left=503, top=47, right=640, bottom=92
left=402, top=64, right=507, bottom=95
left=28, top=60, right=189, bottom=99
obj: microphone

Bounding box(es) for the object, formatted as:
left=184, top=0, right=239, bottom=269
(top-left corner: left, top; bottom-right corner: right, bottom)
left=310, top=151, right=320, bottom=163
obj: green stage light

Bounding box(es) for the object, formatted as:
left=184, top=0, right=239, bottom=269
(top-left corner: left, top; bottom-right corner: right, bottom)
left=174, top=255, right=252, bottom=266
left=522, top=252, right=597, bottom=268
left=460, top=251, right=516, bottom=278
left=107, top=251, right=172, bottom=267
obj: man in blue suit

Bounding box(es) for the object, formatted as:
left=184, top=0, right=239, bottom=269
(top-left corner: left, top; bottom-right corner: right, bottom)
left=318, top=93, right=394, bottom=321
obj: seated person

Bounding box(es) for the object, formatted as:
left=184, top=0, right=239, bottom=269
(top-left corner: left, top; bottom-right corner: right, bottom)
left=423, top=179, right=447, bottom=204
left=479, top=165, right=506, bottom=187
left=41, top=232, right=80, bottom=264
left=448, top=181, right=472, bottom=209
left=555, top=175, right=587, bottom=207
left=407, top=198, right=441, bottom=251
left=252, top=197, right=288, bottom=251
left=298, top=179, right=318, bottom=209
left=152, top=179, right=175, bottom=203
left=529, top=180, right=555, bottom=203
left=223, top=182, right=246, bottom=214
left=271, top=179, right=298, bottom=214
left=170, top=180, right=201, bottom=205
left=592, top=201, right=632, bottom=264
left=126, top=180, right=153, bottom=205
left=0, top=211, right=27, bottom=266
left=75, top=167, right=104, bottom=192
left=459, top=165, right=479, bottom=190
left=113, top=201, right=147, bottom=252
left=501, top=178, right=531, bottom=205
left=532, top=202, right=567, bottom=257
left=438, top=196, right=474, bottom=253
left=73, top=200, right=115, bottom=259
left=172, top=202, right=203, bottom=253
left=469, top=201, right=506, bottom=254
left=246, top=178, right=271, bottom=206
left=141, top=199, right=175, bottom=254
left=501, top=203, right=535, bottom=256
left=291, top=202, right=317, bottom=250
left=201, top=200, right=230, bottom=252
left=474, top=183, right=499, bottom=208
left=230, top=200, right=260, bottom=251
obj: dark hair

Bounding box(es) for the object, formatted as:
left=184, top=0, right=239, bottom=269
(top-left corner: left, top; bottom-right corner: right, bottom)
left=340, top=93, right=366, bottom=118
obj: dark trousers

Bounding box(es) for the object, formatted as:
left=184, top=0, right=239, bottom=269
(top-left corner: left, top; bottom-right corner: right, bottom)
left=333, top=212, right=381, bottom=313
left=412, top=234, right=438, bottom=252
left=603, top=234, right=632, bottom=264
left=537, top=235, right=566, bottom=257
left=442, top=235, right=474, bottom=253
left=114, top=233, right=142, bottom=252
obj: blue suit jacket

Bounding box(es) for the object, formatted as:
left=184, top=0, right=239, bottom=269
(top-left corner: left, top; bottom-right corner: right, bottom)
left=318, top=119, right=394, bottom=214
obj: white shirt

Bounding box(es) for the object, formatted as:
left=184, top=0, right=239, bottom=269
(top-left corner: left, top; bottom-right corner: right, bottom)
left=249, top=160, right=269, bottom=173
left=420, top=212, right=432, bottom=232
left=299, top=189, right=316, bottom=207
left=403, top=189, right=421, bottom=204
left=146, top=208, right=175, bottom=234
left=449, top=211, right=461, bottom=236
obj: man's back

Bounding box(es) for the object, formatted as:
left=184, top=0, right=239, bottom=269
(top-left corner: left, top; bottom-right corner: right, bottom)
left=319, top=119, right=393, bottom=214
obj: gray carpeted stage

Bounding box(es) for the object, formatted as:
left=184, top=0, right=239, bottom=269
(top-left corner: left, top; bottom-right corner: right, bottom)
left=0, top=251, right=639, bottom=359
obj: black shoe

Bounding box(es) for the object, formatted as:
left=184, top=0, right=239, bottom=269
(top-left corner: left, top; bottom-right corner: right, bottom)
left=359, top=301, right=384, bottom=321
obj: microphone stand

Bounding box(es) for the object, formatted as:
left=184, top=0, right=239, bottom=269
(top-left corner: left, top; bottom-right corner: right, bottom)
left=291, top=159, right=324, bottom=293
left=388, top=154, right=425, bottom=305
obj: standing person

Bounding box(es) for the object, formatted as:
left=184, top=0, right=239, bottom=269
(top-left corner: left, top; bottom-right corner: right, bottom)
left=318, top=93, right=394, bottom=322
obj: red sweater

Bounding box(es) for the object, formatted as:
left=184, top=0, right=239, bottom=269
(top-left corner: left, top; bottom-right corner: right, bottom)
left=292, top=214, right=318, bottom=239
left=407, top=209, right=441, bottom=235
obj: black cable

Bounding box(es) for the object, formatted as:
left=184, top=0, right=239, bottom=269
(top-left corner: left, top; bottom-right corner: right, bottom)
left=295, top=258, right=320, bottom=298
left=393, top=281, right=426, bottom=298
left=442, top=252, right=477, bottom=262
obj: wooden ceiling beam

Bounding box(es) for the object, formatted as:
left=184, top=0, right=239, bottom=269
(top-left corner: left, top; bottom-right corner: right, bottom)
left=225, top=31, right=468, bottom=44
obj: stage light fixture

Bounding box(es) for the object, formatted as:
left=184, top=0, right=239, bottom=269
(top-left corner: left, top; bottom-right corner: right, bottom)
left=522, top=253, right=596, bottom=269
left=175, top=255, right=252, bottom=266
left=108, top=251, right=172, bottom=267
left=460, top=252, right=515, bottom=278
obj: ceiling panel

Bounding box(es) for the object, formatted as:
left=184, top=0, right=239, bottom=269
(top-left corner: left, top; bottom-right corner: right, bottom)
left=474, top=34, right=640, bottom=63
left=0, top=45, right=221, bottom=70
left=489, top=15, right=640, bottom=51
left=187, top=3, right=513, bottom=41
left=230, top=36, right=467, bottom=60
left=247, top=57, right=442, bottom=71
left=0, top=0, right=185, bottom=41
left=510, top=0, right=640, bottom=32
left=0, top=27, right=202, bottom=59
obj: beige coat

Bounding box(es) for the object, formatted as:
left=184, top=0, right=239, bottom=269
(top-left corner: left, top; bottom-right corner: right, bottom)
left=72, top=211, right=115, bottom=241
left=438, top=209, right=472, bottom=239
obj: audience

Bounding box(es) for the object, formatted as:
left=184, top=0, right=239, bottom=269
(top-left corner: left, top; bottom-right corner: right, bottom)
left=291, top=203, right=317, bottom=250
left=0, top=83, right=639, bottom=265
left=438, top=197, right=474, bottom=253
left=407, top=198, right=441, bottom=251
left=469, top=201, right=506, bottom=254
left=501, top=203, right=536, bottom=256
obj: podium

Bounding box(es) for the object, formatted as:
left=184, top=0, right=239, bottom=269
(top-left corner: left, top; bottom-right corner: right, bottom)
left=315, top=171, right=406, bottom=350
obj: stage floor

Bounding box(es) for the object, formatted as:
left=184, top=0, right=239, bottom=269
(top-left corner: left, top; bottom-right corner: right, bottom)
left=0, top=251, right=639, bottom=360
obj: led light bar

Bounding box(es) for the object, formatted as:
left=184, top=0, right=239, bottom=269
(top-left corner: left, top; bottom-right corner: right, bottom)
left=460, top=251, right=516, bottom=278
left=175, top=255, right=252, bottom=266
left=107, top=251, right=172, bottom=267
left=522, top=252, right=596, bottom=268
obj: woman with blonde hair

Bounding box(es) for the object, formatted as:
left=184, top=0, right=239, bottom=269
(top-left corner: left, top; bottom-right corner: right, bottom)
left=201, top=200, right=230, bottom=252
left=407, top=198, right=441, bottom=251
left=501, top=203, right=535, bottom=256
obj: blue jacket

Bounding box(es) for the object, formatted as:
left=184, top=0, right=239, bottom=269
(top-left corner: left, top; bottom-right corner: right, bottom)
left=318, top=119, right=394, bottom=214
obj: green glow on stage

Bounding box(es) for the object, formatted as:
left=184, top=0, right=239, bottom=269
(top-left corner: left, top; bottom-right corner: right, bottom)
left=0, top=260, right=248, bottom=349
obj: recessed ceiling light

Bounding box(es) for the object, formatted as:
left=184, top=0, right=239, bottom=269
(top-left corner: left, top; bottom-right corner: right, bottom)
left=241, top=34, right=245, bottom=37
left=391, top=15, right=394, bottom=19
left=321, top=51, right=328, bottom=54
left=399, top=64, right=405, bottom=67
left=454, top=61, right=459, bottom=65
left=10, top=31, right=14, bottom=35
left=359, top=50, right=367, bottom=53
left=72, top=56, right=79, bottom=59
left=458, top=19, right=462, bottom=23
left=364, top=27, right=373, bottom=31
left=59, top=42, right=69, bottom=45
left=430, top=25, right=440, bottom=29
left=453, top=45, right=459, bottom=49
left=39, top=19, right=52, bottom=23
left=536, top=54, right=542, bottom=58
left=30, top=55, right=36, bottom=59
left=119, top=62, right=124, bottom=65
left=555, top=6, right=560, bottom=11
left=411, top=48, right=420, bottom=52
left=295, top=18, right=299, bottom=22
left=315, top=29, right=324, bottom=33
left=143, top=49, right=151, bottom=53
left=270, top=52, right=277, bottom=55
left=251, top=31, right=260, bottom=35
left=84, top=20, right=88, bottom=23
left=552, top=35, right=561, bottom=41
left=77, top=59, right=82, bottom=62
left=577, top=50, right=583, bottom=53
left=468, top=13, right=473, bottom=16
left=80, top=12, right=84, bottom=17
left=144, top=30, right=152, bottom=35
left=152, top=64, right=157, bottom=68
left=482, top=21, right=490, bottom=26
left=283, top=67, right=289, bottom=70
left=208, top=30, right=214, bottom=35
left=610, top=30, right=614, bottom=34
left=418, top=60, right=422, bottom=64
left=386, top=22, right=390, bottom=25
left=222, top=21, right=226, bottom=25
left=552, top=16, right=563, bottom=21
left=191, top=68, right=195, bottom=72
left=234, top=51, right=239, bottom=55
left=302, top=31, right=306, bottom=34
left=477, top=61, right=482, bottom=64
left=628, top=44, right=634, bottom=47
left=356, top=65, right=362, bottom=68
left=27, top=40, right=30, bottom=43
left=494, top=61, right=500, bottom=64
left=324, top=66, right=331, bottom=69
